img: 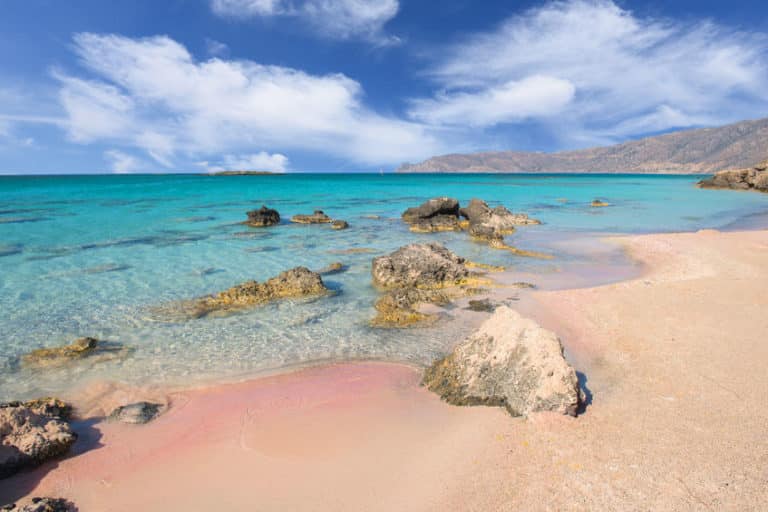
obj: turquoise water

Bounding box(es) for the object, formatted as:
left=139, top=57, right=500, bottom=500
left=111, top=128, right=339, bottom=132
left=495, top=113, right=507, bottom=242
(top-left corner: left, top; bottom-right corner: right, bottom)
left=1, top=173, right=767, bottom=400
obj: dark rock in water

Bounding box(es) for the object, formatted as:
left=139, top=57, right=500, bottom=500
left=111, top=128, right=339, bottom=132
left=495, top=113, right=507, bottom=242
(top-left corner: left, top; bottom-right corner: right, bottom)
left=0, top=399, right=77, bottom=479
left=371, top=288, right=450, bottom=328
left=291, top=210, right=333, bottom=224
left=590, top=199, right=611, bottom=207
left=331, top=219, right=349, bottom=230
left=1, top=497, right=76, bottom=511
left=244, top=206, right=280, bottom=227
left=371, top=243, right=473, bottom=289
left=402, top=197, right=462, bottom=232
left=109, top=402, right=165, bottom=424
left=466, top=299, right=496, bottom=312
left=317, top=262, right=347, bottom=275
left=698, top=160, right=768, bottom=192
left=161, top=267, right=329, bottom=319
left=21, top=338, right=130, bottom=369
left=423, top=306, right=584, bottom=417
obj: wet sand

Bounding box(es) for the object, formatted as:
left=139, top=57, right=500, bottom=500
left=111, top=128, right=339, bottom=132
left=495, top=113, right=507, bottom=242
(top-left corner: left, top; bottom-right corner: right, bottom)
left=3, top=229, right=768, bottom=510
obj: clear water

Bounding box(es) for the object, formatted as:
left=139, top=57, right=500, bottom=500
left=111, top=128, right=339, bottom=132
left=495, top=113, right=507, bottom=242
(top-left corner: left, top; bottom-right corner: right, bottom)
left=1, top=173, right=767, bottom=400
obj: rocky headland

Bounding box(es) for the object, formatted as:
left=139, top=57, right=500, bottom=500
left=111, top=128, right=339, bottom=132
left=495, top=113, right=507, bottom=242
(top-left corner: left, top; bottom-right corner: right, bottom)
left=697, top=159, right=768, bottom=192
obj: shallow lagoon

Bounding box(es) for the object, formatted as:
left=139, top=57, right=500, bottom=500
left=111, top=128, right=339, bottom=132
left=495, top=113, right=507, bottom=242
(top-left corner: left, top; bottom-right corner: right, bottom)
left=1, top=173, right=766, bottom=400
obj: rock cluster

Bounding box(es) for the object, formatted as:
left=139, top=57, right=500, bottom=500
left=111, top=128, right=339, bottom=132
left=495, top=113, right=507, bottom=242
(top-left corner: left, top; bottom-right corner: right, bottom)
left=698, top=160, right=768, bottom=192
left=244, top=206, right=281, bottom=227
left=1, top=498, right=76, bottom=512
left=161, top=267, right=329, bottom=319
left=0, top=398, right=77, bottom=479
left=370, top=243, right=488, bottom=327
left=402, top=197, right=547, bottom=257
left=22, top=338, right=130, bottom=369
left=423, top=306, right=584, bottom=417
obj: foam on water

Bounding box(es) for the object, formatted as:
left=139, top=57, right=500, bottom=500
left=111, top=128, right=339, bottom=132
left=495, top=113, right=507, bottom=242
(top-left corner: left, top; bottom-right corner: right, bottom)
left=1, top=173, right=767, bottom=400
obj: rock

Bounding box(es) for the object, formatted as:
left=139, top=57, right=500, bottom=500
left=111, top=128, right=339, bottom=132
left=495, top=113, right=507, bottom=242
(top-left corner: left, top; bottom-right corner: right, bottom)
left=317, top=262, right=347, bottom=275
left=371, top=243, right=473, bottom=289
left=291, top=210, right=333, bottom=224
left=331, top=220, right=349, bottom=230
left=408, top=215, right=461, bottom=233
left=698, top=160, right=768, bottom=192
left=2, top=498, right=76, bottom=512
left=466, top=299, right=496, bottom=312
left=22, top=338, right=130, bottom=369
left=244, top=206, right=280, bottom=227
left=164, top=267, right=329, bottom=319
left=371, top=288, right=451, bottom=328
left=591, top=199, right=610, bottom=207
left=423, top=306, right=584, bottom=417
left=108, top=402, right=165, bottom=424
left=0, top=400, right=77, bottom=479
left=402, top=197, right=463, bottom=232
left=460, top=199, right=541, bottom=232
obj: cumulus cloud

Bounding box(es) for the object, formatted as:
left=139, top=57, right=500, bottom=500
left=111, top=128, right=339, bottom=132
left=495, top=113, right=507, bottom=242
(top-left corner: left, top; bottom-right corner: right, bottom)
left=204, top=151, right=289, bottom=172
left=55, top=33, right=441, bottom=169
left=210, top=0, right=400, bottom=44
left=416, top=0, right=768, bottom=143
left=104, top=149, right=144, bottom=173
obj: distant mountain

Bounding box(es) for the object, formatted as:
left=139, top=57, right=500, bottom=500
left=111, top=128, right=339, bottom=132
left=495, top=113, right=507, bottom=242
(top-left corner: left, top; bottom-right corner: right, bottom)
left=397, top=117, right=768, bottom=174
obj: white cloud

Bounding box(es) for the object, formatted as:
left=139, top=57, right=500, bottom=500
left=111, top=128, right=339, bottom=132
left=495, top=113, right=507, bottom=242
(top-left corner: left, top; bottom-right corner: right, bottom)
left=55, top=33, right=441, bottom=169
left=205, top=38, right=229, bottom=58
left=416, top=0, right=768, bottom=143
left=104, top=149, right=144, bottom=173
left=205, top=151, right=289, bottom=172
left=409, top=76, right=575, bottom=127
left=210, top=0, right=400, bottom=44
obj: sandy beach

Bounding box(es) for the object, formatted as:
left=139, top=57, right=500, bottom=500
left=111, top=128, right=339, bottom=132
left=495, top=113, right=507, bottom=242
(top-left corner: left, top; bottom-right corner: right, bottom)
left=3, top=228, right=768, bottom=511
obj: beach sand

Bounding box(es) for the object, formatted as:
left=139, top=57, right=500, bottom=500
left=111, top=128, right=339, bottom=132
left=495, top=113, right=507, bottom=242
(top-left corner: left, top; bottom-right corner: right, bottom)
left=3, top=229, right=768, bottom=510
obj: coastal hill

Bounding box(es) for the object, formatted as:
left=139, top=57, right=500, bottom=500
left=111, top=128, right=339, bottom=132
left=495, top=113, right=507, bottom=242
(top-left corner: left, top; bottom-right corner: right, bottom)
left=398, top=117, right=768, bottom=174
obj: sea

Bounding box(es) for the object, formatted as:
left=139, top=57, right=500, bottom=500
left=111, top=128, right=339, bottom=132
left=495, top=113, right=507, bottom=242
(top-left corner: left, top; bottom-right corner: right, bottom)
left=1, top=173, right=767, bottom=400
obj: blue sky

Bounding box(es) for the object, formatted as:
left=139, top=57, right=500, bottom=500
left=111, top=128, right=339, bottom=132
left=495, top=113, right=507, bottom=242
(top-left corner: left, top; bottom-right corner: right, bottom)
left=1, top=0, right=767, bottom=174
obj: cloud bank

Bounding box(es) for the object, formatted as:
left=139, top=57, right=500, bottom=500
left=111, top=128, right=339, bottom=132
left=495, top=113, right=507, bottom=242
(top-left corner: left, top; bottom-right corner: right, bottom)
left=56, top=33, right=441, bottom=170
left=413, top=0, right=768, bottom=144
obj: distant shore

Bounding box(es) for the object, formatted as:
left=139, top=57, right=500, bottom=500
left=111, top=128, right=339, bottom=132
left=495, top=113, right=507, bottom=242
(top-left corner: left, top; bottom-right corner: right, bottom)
left=3, top=228, right=767, bottom=510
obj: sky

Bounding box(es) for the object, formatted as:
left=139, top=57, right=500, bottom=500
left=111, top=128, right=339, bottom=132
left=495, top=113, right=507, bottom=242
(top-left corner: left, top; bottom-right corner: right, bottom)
left=1, top=0, right=767, bottom=174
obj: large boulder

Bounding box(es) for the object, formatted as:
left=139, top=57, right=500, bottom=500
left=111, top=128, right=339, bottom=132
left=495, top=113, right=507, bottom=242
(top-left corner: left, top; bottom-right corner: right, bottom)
left=460, top=199, right=540, bottom=233
left=423, top=307, right=584, bottom=417
left=698, top=160, right=768, bottom=192
left=371, top=243, right=471, bottom=289
left=165, top=267, right=329, bottom=319
left=402, top=197, right=462, bottom=233
left=291, top=210, right=333, bottom=224
left=244, top=206, right=280, bottom=227
left=0, top=399, right=77, bottom=479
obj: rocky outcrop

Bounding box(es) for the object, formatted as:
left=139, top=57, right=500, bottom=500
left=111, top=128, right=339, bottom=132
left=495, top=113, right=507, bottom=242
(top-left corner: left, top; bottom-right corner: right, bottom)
left=22, top=338, right=130, bottom=369
left=331, top=220, right=349, bottom=230
left=423, top=307, right=583, bottom=417
left=460, top=199, right=540, bottom=232
left=402, top=197, right=462, bottom=233
left=1, top=498, right=76, bottom=512
left=372, top=243, right=473, bottom=289
left=291, top=210, right=333, bottom=224
left=244, top=206, right=280, bottom=227
left=108, top=402, right=165, bottom=424
left=698, top=160, right=768, bottom=192
left=160, top=267, right=329, bottom=319
left=0, top=399, right=77, bottom=479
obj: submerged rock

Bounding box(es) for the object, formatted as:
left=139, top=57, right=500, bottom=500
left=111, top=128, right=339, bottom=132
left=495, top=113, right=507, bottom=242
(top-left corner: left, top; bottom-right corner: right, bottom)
left=371, top=243, right=473, bottom=289
left=1, top=497, right=76, bottom=512
left=423, top=306, right=584, bottom=417
left=698, top=160, right=768, bottom=192
left=371, top=288, right=451, bottom=328
left=317, top=262, right=347, bottom=275
left=163, top=267, right=329, bottom=319
left=0, top=399, right=77, bottom=479
left=108, top=402, right=165, bottom=424
left=244, top=206, right=280, bottom=227
left=291, top=210, right=333, bottom=224
left=331, top=219, right=349, bottom=230
left=22, top=338, right=130, bottom=369
left=466, top=298, right=496, bottom=312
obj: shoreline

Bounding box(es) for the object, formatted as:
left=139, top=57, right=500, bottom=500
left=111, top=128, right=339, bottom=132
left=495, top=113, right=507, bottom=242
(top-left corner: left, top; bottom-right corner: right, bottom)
left=3, top=228, right=768, bottom=509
